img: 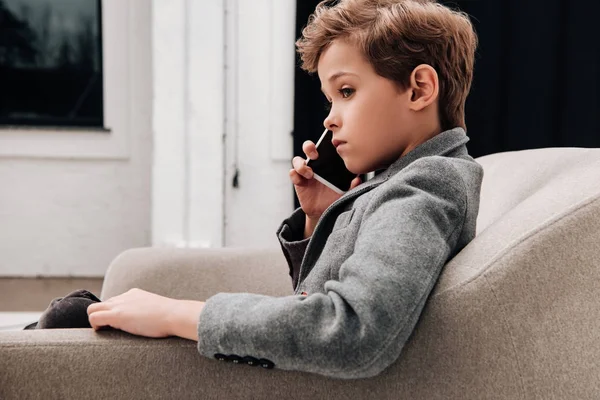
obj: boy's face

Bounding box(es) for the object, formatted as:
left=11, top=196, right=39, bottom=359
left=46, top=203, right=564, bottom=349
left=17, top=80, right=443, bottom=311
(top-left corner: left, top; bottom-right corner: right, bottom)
left=318, top=39, right=432, bottom=174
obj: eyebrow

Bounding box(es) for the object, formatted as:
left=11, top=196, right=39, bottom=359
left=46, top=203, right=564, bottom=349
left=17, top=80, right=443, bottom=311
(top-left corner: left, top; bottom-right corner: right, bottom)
left=320, top=72, right=359, bottom=96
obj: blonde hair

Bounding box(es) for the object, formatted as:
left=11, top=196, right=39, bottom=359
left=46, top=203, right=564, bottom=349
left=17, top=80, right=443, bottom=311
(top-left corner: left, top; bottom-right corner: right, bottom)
left=296, top=0, right=478, bottom=131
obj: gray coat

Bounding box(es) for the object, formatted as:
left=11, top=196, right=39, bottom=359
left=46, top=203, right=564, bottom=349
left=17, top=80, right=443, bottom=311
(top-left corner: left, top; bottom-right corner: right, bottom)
left=197, top=127, right=484, bottom=379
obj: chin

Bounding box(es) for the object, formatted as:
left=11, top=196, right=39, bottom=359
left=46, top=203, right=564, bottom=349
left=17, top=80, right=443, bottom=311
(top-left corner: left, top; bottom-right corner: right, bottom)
left=343, top=160, right=368, bottom=175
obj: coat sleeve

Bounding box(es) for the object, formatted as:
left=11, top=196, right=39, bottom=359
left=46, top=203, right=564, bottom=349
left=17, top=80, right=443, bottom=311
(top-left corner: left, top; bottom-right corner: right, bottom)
left=197, top=158, right=468, bottom=379
left=276, top=207, right=311, bottom=290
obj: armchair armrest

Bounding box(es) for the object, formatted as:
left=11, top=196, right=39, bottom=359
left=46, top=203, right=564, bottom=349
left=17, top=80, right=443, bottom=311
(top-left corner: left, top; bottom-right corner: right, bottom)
left=0, top=328, right=391, bottom=399
left=1, top=248, right=307, bottom=399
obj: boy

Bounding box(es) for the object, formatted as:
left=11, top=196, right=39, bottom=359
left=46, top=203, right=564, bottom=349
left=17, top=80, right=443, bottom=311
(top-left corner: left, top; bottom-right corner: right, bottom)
left=88, top=0, right=482, bottom=380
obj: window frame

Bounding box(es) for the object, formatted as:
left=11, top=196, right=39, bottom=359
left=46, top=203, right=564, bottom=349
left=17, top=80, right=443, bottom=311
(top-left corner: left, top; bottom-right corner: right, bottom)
left=0, top=0, right=132, bottom=160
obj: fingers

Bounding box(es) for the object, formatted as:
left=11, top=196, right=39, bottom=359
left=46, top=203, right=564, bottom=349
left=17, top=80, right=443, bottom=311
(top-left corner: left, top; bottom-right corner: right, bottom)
left=302, top=141, right=318, bottom=160
left=289, top=169, right=304, bottom=186
left=87, top=301, right=116, bottom=330
left=350, top=176, right=362, bottom=189
left=87, top=301, right=110, bottom=316
left=87, top=302, right=111, bottom=330
left=88, top=309, right=114, bottom=330
left=292, top=156, right=313, bottom=179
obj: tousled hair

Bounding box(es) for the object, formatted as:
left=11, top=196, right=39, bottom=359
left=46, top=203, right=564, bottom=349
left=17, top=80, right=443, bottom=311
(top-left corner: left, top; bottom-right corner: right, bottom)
left=296, top=0, right=478, bottom=131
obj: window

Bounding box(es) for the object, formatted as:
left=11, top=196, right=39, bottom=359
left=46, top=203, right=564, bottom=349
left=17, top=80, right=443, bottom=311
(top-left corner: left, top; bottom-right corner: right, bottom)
left=0, top=0, right=103, bottom=127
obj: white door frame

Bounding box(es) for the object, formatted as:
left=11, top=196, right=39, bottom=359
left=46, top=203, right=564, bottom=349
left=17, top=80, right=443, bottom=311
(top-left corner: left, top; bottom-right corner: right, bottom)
left=151, top=0, right=226, bottom=248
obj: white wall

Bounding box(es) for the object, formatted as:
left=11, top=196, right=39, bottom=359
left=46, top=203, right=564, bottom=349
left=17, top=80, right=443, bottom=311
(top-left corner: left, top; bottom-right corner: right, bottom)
left=0, top=0, right=296, bottom=277
left=0, top=0, right=152, bottom=277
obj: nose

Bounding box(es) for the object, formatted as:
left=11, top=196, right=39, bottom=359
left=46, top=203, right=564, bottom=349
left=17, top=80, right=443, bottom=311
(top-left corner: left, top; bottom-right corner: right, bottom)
left=323, top=108, right=340, bottom=131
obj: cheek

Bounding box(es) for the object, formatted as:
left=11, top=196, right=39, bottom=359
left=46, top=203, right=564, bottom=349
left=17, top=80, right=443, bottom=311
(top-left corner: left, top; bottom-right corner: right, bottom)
left=345, top=98, right=382, bottom=132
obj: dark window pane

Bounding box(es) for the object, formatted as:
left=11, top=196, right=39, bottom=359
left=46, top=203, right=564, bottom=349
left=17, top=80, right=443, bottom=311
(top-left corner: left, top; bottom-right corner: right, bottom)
left=0, top=0, right=103, bottom=127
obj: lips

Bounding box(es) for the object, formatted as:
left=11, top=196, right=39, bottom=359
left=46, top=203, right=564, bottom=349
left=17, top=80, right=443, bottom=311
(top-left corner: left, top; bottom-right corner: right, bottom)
left=332, top=138, right=345, bottom=148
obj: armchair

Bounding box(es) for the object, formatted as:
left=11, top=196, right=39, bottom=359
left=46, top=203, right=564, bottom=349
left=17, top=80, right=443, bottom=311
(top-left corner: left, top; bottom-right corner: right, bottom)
left=2, top=147, right=599, bottom=399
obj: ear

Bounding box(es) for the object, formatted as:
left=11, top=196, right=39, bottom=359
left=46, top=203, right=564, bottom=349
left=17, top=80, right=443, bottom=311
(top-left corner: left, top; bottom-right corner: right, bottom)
left=408, top=64, right=439, bottom=111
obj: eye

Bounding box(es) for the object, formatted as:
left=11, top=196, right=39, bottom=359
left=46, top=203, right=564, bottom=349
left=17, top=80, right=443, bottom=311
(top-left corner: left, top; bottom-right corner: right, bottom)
left=323, top=87, right=353, bottom=112
left=339, top=88, right=354, bottom=98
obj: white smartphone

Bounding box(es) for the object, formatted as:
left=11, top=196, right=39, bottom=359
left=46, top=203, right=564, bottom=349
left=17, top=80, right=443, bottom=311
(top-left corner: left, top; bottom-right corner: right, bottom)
left=306, top=128, right=357, bottom=194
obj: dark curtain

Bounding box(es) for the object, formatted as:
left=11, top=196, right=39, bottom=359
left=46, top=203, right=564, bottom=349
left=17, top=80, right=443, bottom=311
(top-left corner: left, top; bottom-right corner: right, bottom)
left=293, top=0, right=600, bottom=161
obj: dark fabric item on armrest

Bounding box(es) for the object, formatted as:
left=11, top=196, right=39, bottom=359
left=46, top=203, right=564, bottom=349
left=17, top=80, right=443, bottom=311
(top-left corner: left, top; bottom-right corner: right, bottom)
left=23, top=289, right=106, bottom=330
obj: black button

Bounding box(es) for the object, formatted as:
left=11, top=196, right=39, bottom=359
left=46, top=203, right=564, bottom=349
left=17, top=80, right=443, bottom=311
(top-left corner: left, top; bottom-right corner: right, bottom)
left=242, top=356, right=259, bottom=366
left=258, top=358, right=275, bottom=369
left=228, top=354, right=242, bottom=364
left=214, top=353, right=227, bottom=361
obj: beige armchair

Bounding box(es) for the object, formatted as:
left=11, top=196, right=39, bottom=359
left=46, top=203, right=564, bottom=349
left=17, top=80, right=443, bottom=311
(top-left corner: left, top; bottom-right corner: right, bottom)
left=2, top=147, right=599, bottom=400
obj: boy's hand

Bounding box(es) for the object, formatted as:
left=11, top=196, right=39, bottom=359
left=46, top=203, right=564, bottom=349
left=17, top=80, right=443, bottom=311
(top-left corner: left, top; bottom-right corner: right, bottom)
left=289, top=140, right=361, bottom=237
left=87, top=288, right=203, bottom=339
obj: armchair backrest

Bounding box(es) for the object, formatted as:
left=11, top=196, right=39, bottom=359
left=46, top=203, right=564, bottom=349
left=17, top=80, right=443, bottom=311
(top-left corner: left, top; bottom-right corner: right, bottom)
left=475, top=147, right=600, bottom=235
left=389, top=147, right=600, bottom=398
left=436, top=146, right=600, bottom=295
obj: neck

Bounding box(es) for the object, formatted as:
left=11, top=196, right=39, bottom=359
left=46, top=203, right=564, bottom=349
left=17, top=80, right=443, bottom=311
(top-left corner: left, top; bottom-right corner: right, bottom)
left=400, top=122, right=442, bottom=158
